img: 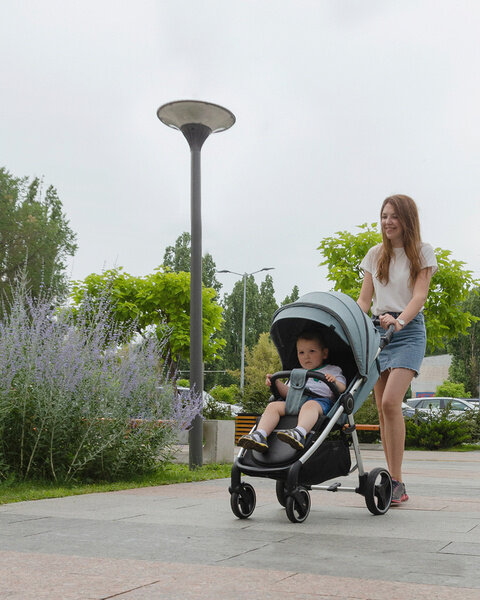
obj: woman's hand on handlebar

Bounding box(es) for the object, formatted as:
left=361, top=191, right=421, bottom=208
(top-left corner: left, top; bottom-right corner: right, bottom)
left=379, top=313, right=402, bottom=332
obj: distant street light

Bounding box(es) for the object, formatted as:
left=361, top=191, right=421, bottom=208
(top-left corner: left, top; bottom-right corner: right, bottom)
left=157, top=100, right=235, bottom=469
left=217, top=267, right=275, bottom=391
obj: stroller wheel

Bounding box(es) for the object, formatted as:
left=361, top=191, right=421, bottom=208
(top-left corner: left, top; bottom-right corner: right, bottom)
left=364, top=468, right=392, bottom=515
left=285, top=488, right=311, bottom=523
left=275, top=481, right=287, bottom=507
left=230, top=483, right=256, bottom=519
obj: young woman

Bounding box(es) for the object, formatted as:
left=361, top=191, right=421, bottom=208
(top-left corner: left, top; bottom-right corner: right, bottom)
left=357, top=195, right=438, bottom=504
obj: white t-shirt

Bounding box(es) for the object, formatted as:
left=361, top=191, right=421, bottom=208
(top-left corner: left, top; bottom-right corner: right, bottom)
left=305, top=365, right=346, bottom=400
left=360, top=242, right=438, bottom=315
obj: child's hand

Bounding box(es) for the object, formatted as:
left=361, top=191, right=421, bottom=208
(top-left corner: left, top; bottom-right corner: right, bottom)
left=266, top=374, right=272, bottom=387
left=324, top=373, right=336, bottom=383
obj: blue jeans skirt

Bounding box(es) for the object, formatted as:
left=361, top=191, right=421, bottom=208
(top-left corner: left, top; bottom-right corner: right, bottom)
left=373, top=312, right=426, bottom=376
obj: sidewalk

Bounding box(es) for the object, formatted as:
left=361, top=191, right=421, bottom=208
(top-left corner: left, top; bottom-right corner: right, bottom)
left=1, top=448, right=480, bottom=599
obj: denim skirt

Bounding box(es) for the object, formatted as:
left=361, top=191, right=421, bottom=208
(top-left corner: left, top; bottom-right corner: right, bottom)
left=374, top=312, right=426, bottom=376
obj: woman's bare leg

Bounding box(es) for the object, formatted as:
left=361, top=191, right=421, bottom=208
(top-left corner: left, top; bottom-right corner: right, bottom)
left=376, top=368, right=415, bottom=482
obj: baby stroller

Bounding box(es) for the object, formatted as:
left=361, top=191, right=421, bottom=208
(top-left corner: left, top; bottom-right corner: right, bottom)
left=229, top=291, right=394, bottom=523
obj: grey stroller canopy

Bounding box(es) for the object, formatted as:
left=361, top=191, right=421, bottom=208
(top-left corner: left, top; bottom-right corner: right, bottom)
left=270, top=291, right=381, bottom=386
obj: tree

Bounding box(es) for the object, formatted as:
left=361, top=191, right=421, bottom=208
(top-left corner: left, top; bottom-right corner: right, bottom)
left=0, top=167, right=77, bottom=305
left=448, top=288, right=480, bottom=396
left=258, top=275, right=279, bottom=334
left=163, top=231, right=221, bottom=293
left=436, top=380, right=471, bottom=398
left=318, top=223, right=478, bottom=353
left=71, top=267, right=224, bottom=373
left=282, top=285, right=300, bottom=306
left=242, top=332, right=282, bottom=414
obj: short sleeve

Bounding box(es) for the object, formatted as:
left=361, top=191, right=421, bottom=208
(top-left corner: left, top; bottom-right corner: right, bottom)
left=360, top=244, right=380, bottom=274
left=420, top=243, right=438, bottom=276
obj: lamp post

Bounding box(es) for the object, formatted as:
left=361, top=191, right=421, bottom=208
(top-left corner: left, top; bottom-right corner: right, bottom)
left=217, top=267, right=275, bottom=391
left=157, top=100, right=235, bottom=469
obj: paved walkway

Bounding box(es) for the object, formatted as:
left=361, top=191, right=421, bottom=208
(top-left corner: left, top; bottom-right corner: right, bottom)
left=1, top=448, right=480, bottom=599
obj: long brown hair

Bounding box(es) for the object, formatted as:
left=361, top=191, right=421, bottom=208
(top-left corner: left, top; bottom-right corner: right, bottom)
left=376, top=194, right=422, bottom=287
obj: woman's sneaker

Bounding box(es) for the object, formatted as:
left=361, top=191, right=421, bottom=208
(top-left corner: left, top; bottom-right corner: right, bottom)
left=237, top=431, right=269, bottom=453
left=391, top=479, right=409, bottom=505
left=276, top=428, right=306, bottom=450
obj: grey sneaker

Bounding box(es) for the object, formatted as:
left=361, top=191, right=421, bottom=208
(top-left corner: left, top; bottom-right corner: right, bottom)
left=276, top=428, right=306, bottom=450
left=237, top=431, right=269, bottom=453
left=391, top=479, right=409, bottom=505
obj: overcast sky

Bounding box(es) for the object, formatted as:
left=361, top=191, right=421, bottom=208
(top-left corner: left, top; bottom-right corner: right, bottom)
left=1, top=0, right=480, bottom=303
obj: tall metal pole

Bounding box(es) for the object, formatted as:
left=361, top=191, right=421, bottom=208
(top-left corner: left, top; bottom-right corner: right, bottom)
left=157, top=100, right=235, bottom=470
left=181, top=123, right=210, bottom=469
left=240, top=273, right=247, bottom=392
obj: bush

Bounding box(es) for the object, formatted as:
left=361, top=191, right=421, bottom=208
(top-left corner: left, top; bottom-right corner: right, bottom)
left=208, top=384, right=240, bottom=405
left=405, top=412, right=471, bottom=449
left=0, top=284, right=202, bottom=482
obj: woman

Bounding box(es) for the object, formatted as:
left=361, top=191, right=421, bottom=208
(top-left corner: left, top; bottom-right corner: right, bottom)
left=357, top=195, right=438, bottom=504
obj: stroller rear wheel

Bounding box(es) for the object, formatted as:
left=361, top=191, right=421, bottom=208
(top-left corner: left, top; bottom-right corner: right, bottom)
left=285, top=488, right=311, bottom=523
left=364, top=468, right=392, bottom=515
left=230, top=482, right=256, bottom=519
left=275, top=480, right=287, bottom=507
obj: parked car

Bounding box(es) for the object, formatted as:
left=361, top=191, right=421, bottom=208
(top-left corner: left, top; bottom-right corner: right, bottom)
left=176, top=387, right=243, bottom=417
left=405, top=397, right=478, bottom=420
left=402, top=402, right=416, bottom=418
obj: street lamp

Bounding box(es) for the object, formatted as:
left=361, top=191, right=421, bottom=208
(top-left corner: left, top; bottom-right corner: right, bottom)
left=217, top=267, right=275, bottom=391
left=157, top=100, right=235, bottom=469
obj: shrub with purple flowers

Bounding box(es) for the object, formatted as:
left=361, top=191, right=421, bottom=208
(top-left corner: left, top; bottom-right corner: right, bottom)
left=0, top=284, right=203, bottom=482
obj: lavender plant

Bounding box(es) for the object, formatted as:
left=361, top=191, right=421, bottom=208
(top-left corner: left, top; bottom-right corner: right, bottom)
left=0, top=284, right=202, bottom=482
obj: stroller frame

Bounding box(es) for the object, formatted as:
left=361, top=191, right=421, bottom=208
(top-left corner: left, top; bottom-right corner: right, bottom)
left=229, top=291, right=394, bottom=523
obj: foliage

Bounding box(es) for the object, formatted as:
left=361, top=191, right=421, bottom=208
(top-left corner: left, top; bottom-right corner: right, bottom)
left=405, top=412, right=471, bottom=449
left=242, top=333, right=282, bottom=414
left=436, top=380, right=471, bottom=398
left=71, top=267, right=224, bottom=372
left=219, top=275, right=279, bottom=375
left=208, top=384, right=241, bottom=405
left=448, top=288, right=480, bottom=396
left=163, top=231, right=221, bottom=293
left=0, top=284, right=202, bottom=483
left=0, top=167, right=77, bottom=308
left=281, top=285, right=300, bottom=306
left=318, top=223, right=478, bottom=353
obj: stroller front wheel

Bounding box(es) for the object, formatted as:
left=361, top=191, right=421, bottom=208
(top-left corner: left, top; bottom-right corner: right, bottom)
left=230, top=482, right=256, bottom=519
left=364, top=468, right=392, bottom=515
left=285, top=488, right=311, bottom=523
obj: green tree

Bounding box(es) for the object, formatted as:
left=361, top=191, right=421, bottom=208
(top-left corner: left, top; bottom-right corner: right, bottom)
left=318, top=223, right=478, bottom=353
left=281, top=285, right=300, bottom=306
left=258, top=275, right=279, bottom=334
left=242, top=332, right=282, bottom=414
left=0, top=167, right=77, bottom=305
left=71, top=267, right=224, bottom=373
left=435, top=380, right=471, bottom=398
left=163, top=231, right=221, bottom=293
left=448, top=288, right=480, bottom=396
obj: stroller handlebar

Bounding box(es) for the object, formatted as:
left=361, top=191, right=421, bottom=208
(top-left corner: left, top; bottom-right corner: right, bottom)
left=269, top=369, right=341, bottom=401
left=372, top=319, right=396, bottom=349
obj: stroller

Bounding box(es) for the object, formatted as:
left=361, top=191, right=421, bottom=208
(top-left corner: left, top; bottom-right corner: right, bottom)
left=229, top=291, right=394, bottom=523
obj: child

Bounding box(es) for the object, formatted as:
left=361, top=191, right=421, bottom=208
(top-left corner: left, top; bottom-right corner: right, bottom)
left=238, top=331, right=346, bottom=453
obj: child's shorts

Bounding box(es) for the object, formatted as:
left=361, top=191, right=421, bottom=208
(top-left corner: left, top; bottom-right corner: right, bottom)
left=305, top=396, right=333, bottom=415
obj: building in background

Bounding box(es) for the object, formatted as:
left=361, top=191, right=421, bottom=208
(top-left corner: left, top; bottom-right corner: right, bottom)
left=410, top=354, right=452, bottom=398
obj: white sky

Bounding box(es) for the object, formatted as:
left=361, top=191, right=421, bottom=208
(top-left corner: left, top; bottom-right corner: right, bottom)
left=1, top=0, right=480, bottom=303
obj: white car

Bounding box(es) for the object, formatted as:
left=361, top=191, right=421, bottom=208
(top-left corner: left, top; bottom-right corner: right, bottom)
left=405, top=397, right=478, bottom=420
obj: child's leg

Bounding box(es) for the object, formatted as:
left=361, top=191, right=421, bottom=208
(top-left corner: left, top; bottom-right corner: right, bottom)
left=256, top=401, right=286, bottom=436
left=237, top=401, right=285, bottom=453
left=296, top=400, right=324, bottom=433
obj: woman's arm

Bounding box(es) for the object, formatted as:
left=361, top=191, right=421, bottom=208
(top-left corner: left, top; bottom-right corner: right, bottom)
left=357, top=271, right=374, bottom=313
left=379, top=267, right=433, bottom=331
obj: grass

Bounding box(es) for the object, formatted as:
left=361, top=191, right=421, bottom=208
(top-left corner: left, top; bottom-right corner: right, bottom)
left=0, top=462, right=232, bottom=505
